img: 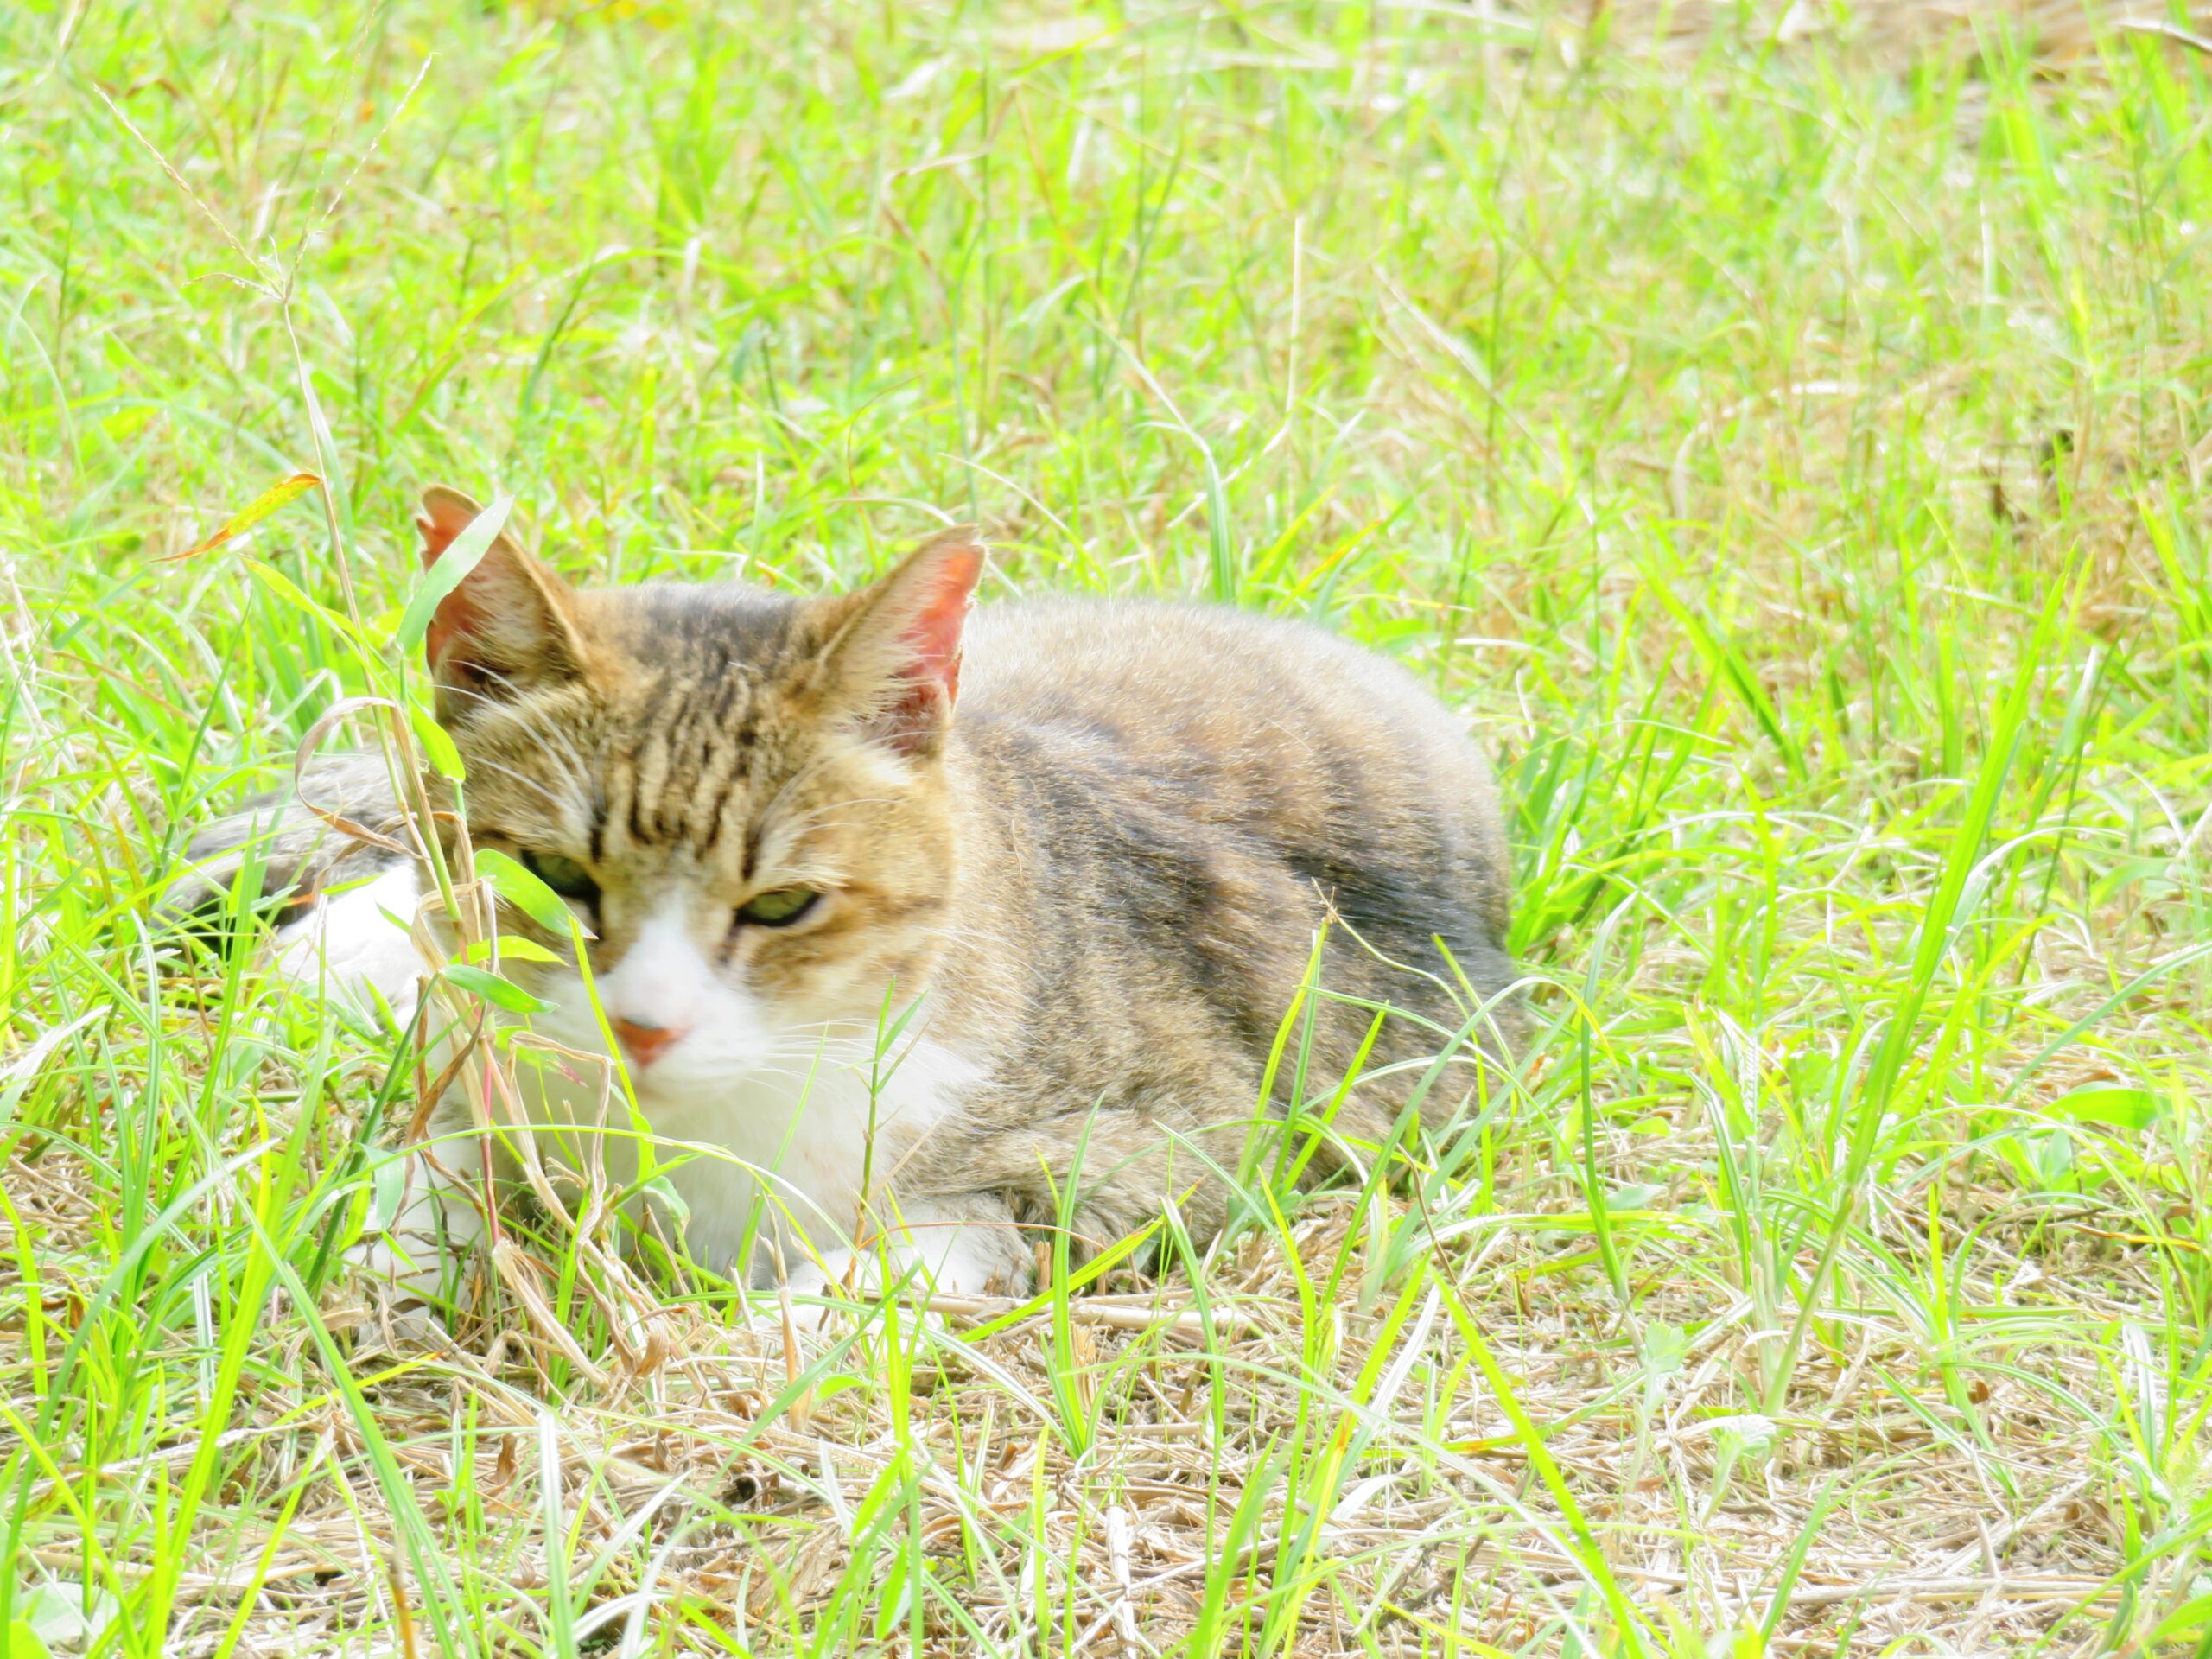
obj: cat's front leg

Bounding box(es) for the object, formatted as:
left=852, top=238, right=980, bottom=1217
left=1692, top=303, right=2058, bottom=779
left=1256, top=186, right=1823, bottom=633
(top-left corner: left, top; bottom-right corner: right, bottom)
left=267, top=866, right=514, bottom=1314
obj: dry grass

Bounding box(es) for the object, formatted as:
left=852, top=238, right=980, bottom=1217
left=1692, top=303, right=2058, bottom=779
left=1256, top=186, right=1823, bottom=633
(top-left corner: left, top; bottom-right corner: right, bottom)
left=221, top=1200, right=2133, bottom=1653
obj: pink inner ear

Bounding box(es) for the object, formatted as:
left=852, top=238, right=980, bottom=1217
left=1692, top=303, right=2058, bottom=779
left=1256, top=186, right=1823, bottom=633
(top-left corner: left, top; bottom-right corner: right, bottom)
left=900, top=542, right=983, bottom=696
left=416, top=493, right=494, bottom=672
left=416, top=498, right=478, bottom=570
left=876, top=541, right=982, bottom=749
left=416, top=505, right=487, bottom=671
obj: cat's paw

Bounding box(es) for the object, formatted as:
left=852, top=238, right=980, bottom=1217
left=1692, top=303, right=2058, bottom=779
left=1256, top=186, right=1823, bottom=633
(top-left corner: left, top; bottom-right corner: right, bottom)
left=925, top=1224, right=1031, bottom=1298
left=785, top=1246, right=868, bottom=1302
left=781, top=1211, right=1028, bottom=1302
left=343, top=1148, right=488, bottom=1309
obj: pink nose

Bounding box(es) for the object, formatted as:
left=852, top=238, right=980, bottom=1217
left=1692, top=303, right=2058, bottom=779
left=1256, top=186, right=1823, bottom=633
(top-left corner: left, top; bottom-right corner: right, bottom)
left=613, top=1018, right=687, bottom=1069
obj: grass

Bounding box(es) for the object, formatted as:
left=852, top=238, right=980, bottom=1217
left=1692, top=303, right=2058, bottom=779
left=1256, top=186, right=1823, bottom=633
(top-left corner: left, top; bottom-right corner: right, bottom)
left=4, top=0, right=2212, bottom=1652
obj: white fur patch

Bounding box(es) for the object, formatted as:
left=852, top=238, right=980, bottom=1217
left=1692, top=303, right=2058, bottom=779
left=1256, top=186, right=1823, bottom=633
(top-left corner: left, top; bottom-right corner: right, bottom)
left=272, top=862, right=426, bottom=1021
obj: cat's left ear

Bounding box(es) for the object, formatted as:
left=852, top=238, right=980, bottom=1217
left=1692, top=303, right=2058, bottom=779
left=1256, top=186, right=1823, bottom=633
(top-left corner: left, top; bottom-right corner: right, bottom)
left=416, top=486, right=587, bottom=713
left=816, top=528, right=985, bottom=759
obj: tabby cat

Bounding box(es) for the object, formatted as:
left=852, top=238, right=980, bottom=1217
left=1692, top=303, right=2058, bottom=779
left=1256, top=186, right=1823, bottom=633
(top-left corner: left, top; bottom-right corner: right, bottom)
left=179, top=488, right=1521, bottom=1299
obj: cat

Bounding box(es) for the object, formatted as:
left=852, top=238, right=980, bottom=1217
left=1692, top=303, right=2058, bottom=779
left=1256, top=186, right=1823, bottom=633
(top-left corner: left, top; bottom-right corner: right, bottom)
left=174, top=486, right=1522, bottom=1301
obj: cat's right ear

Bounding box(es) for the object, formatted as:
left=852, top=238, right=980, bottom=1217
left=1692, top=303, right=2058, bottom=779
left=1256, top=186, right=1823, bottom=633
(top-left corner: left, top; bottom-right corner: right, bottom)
left=811, top=527, right=985, bottom=760
left=416, top=486, right=585, bottom=709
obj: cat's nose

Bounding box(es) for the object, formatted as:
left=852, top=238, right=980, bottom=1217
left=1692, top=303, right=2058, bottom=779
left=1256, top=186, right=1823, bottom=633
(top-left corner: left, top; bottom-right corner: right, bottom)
left=613, top=1017, right=688, bottom=1069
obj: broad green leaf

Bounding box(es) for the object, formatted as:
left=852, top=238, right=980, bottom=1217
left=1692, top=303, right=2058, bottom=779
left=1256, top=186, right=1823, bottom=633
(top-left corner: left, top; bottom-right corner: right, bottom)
left=2050, top=1085, right=2163, bottom=1131
left=443, top=963, right=556, bottom=1014
left=461, top=935, right=562, bottom=965
left=408, top=701, right=465, bottom=780
left=243, top=557, right=378, bottom=657
left=475, top=847, right=589, bottom=937
left=1642, top=1321, right=1688, bottom=1377
left=640, top=1173, right=690, bottom=1230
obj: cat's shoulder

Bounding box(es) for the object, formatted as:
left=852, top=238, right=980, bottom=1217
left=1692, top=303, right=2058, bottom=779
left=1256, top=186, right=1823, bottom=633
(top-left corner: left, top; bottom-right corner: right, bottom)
left=966, top=594, right=1380, bottom=678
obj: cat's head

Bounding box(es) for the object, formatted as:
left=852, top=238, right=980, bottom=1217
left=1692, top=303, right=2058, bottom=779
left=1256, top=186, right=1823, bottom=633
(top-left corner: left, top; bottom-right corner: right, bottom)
left=415, top=486, right=983, bottom=1089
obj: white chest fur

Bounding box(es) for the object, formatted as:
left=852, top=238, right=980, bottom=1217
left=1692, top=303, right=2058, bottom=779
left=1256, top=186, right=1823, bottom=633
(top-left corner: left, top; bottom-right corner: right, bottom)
left=519, top=997, right=982, bottom=1278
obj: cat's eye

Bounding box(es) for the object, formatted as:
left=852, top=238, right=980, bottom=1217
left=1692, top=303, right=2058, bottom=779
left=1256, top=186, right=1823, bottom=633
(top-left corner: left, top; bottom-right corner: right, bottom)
left=734, top=887, right=819, bottom=929
left=522, top=849, right=599, bottom=904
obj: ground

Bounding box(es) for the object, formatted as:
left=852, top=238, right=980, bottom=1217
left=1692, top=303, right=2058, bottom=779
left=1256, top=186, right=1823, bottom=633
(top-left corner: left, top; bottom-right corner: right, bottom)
left=3, top=1, right=2210, bottom=1654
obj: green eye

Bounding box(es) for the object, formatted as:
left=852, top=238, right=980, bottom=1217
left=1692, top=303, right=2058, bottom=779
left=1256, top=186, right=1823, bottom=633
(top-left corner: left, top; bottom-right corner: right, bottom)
left=735, top=887, right=819, bottom=928
left=521, top=849, right=599, bottom=903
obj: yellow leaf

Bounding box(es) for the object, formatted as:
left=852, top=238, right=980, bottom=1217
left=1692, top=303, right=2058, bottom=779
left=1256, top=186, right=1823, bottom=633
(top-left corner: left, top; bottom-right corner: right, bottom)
left=163, top=473, right=321, bottom=563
